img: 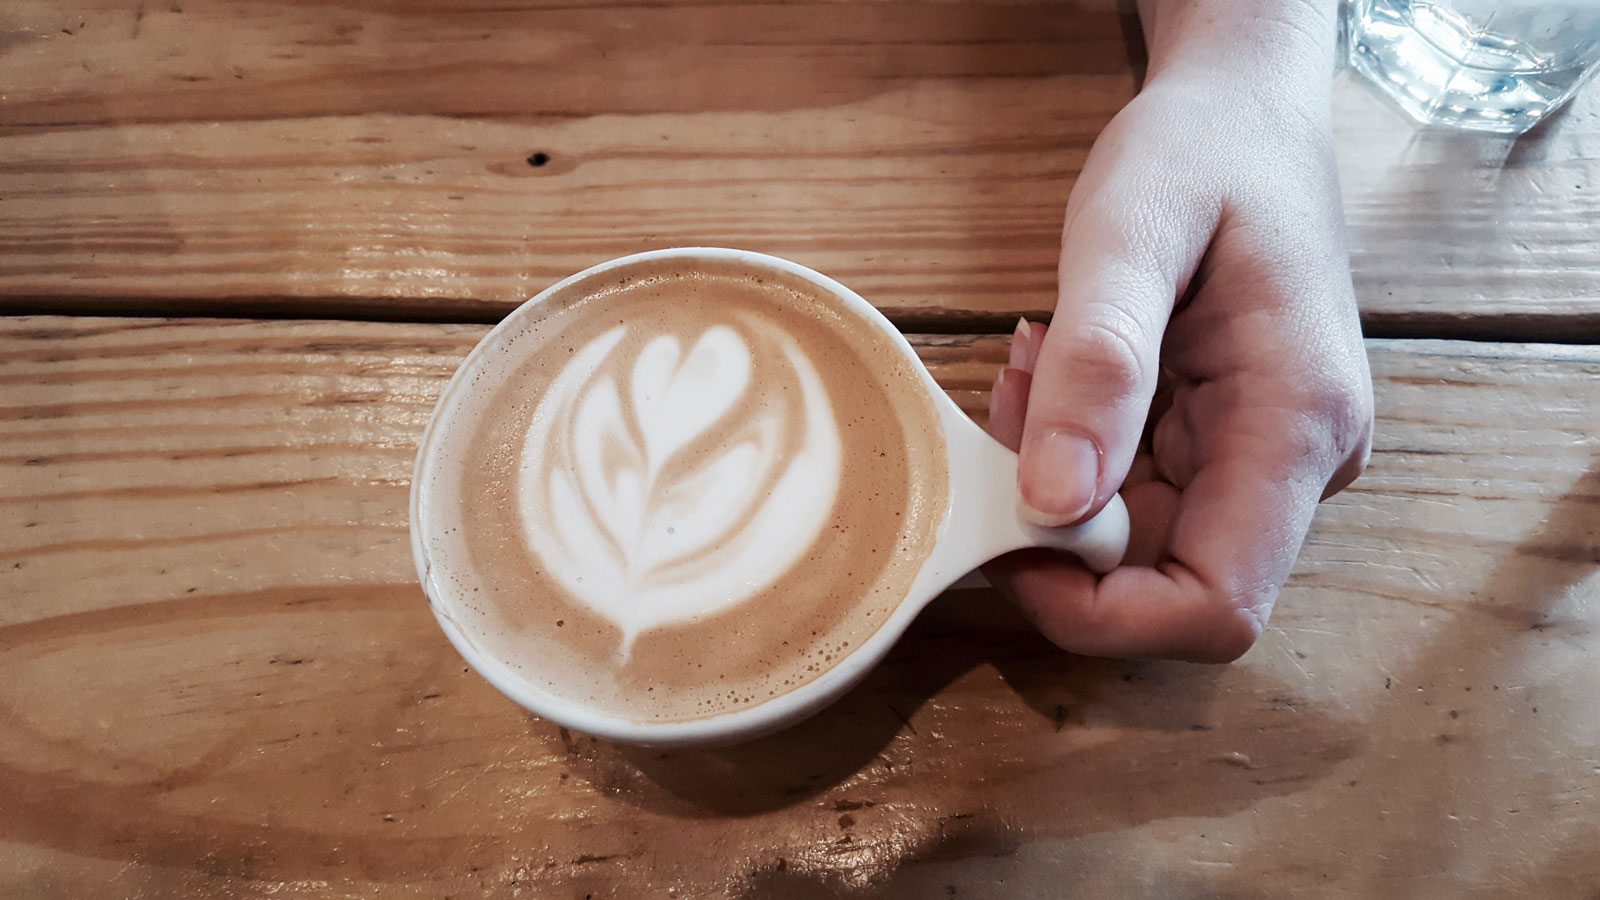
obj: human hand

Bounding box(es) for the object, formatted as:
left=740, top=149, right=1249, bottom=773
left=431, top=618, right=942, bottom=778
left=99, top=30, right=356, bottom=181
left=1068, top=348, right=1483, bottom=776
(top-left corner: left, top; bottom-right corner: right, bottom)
left=981, top=0, right=1373, bottom=663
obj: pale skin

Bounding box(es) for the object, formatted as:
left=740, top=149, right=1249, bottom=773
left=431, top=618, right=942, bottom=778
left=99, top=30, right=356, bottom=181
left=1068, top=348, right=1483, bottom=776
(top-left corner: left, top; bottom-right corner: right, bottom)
left=981, top=0, right=1374, bottom=662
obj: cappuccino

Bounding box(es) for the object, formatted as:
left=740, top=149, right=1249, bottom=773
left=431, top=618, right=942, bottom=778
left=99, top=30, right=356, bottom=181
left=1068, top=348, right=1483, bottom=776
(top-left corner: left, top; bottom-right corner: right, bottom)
left=418, top=257, right=947, bottom=722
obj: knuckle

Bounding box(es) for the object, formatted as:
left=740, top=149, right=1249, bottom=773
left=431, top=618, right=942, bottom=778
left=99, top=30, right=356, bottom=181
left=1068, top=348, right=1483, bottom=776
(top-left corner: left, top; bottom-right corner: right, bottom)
left=1285, top=367, right=1375, bottom=466
left=1069, top=312, right=1150, bottom=395
left=1324, top=379, right=1375, bottom=451
left=1190, top=601, right=1268, bottom=664
left=1350, top=439, right=1373, bottom=479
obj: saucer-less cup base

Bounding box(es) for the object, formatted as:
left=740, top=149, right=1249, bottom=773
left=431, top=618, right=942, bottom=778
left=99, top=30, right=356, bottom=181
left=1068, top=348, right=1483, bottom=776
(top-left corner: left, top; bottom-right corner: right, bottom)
left=411, top=248, right=1129, bottom=747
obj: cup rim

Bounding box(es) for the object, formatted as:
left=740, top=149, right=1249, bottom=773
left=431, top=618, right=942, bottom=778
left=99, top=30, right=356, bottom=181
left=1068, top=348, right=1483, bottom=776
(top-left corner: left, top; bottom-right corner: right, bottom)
left=410, top=247, right=955, bottom=746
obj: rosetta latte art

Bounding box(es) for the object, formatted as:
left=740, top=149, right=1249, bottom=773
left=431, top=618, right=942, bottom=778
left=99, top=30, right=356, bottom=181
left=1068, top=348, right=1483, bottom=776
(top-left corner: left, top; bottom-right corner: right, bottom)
left=518, top=314, right=842, bottom=655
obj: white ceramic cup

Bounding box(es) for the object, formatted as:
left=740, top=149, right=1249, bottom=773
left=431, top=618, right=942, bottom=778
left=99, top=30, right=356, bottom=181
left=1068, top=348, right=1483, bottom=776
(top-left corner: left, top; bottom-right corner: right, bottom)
left=411, top=248, right=1129, bottom=747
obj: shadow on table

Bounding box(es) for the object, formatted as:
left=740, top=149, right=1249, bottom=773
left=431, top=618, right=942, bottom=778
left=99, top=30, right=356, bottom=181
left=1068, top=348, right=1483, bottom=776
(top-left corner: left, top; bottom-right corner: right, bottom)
left=560, top=590, right=1170, bottom=816
left=701, top=598, right=1102, bottom=798
left=738, top=455, right=1600, bottom=898
left=559, top=583, right=1360, bottom=819
left=739, top=862, right=1283, bottom=900
left=546, top=589, right=987, bottom=807
left=1352, top=457, right=1600, bottom=888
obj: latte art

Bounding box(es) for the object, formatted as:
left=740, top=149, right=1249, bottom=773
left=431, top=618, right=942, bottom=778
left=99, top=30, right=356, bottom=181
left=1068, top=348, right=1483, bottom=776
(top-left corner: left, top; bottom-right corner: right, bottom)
left=519, top=318, right=842, bottom=653
left=421, top=258, right=948, bottom=724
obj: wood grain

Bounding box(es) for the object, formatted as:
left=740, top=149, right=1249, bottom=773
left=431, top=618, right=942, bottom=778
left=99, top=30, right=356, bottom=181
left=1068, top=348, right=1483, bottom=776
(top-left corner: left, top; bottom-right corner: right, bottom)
left=3, top=317, right=1597, bottom=898
left=0, top=0, right=1135, bottom=328
left=3, top=0, right=1596, bottom=334
left=1334, top=72, right=1600, bottom=341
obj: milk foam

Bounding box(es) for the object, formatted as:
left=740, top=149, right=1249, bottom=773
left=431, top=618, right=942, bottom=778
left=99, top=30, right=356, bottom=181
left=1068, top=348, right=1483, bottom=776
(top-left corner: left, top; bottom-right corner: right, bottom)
left=518, top=314, right=843, bottom=654
left=434, top=259, right=948, bottom=724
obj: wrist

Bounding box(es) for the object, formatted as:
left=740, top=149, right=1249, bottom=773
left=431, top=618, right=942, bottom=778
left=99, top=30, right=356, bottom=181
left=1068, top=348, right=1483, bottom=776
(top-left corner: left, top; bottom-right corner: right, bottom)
left=1138, top=0, right=1339, bottom=101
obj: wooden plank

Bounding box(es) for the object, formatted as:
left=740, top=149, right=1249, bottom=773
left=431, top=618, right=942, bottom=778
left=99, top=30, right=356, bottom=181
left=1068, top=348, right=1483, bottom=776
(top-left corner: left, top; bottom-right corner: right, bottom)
left=1335, top=73, right=1600, bottom=341
left=0, top=0, right=1135, bottom=327
left=2, top=317, right=1597, bottom=897
left=4, top=1, right=1595, bottom=334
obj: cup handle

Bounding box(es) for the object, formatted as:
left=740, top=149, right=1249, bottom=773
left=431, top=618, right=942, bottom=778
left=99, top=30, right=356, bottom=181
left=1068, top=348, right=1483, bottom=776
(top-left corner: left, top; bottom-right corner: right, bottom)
left=938, top=406, right=1130, bottom=575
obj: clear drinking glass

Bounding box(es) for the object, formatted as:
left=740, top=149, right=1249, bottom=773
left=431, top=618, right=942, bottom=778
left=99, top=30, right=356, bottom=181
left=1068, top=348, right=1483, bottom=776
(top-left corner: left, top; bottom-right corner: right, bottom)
left=1349, top=0, right=1600, bottom=133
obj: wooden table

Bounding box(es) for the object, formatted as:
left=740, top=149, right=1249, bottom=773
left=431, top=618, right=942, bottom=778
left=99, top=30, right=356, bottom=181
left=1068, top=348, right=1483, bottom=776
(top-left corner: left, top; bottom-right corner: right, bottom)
left=3, top=2, right=1598, bottom=897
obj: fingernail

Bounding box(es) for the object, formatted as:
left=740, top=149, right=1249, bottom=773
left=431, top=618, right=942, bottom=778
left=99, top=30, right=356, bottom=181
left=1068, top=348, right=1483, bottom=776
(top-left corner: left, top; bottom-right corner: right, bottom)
left=1018, top=322, right=1044, bottom=373
left=988, top=368, right=1029, bottom=451
left=1020, top=429, right=1100, bottom=526
left=1008, top=317, right=1030, bottom=370
left=988, top=367, right=1008, bottom=419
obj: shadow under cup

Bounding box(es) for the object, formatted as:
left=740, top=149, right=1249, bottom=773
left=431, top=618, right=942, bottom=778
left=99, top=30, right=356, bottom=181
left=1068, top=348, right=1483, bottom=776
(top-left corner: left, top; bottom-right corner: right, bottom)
left=411, top=248, right=960, bottom=746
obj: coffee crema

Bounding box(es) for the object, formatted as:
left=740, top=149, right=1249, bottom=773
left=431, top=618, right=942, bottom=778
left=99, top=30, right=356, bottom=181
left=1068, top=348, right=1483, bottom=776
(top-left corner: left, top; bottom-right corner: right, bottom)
left=419, top=258, right=948, bottom=722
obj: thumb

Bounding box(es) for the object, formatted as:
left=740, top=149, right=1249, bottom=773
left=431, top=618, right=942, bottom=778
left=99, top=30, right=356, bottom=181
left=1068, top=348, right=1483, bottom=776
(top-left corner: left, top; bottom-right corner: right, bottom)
left=1019, top=171, right=1212, bottom=526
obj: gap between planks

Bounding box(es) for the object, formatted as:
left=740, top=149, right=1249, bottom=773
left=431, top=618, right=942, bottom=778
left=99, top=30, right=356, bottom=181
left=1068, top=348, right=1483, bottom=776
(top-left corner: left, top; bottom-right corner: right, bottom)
left=4, top=296, right=1600, bottom=344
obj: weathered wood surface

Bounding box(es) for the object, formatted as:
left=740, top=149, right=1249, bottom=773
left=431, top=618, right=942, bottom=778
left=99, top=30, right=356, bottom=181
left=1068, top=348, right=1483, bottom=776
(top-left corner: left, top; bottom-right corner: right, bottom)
left=3, top=1, right=1597, bottom=334
left=0, top=0, right=1136, bottom=328
left=3, top=317, right=1597, bottom=898
left=1335, top=72, right=1600, bottom=341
